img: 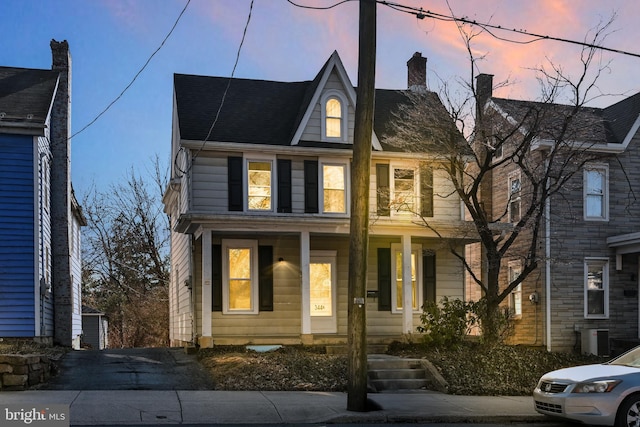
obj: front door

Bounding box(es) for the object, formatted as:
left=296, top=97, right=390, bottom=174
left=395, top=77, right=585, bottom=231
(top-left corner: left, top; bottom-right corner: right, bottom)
left=309, top=251, right=337, bottom=334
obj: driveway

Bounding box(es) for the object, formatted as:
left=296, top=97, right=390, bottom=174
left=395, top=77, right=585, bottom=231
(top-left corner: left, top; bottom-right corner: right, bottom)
left=41, top=347, right=215, bottom=390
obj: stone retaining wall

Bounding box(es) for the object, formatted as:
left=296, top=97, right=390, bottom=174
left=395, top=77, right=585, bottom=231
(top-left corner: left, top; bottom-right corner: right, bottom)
left=0, top=354, right=51, bottom=391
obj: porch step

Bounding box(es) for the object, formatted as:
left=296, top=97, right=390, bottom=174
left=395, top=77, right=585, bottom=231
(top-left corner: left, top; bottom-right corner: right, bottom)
left=367, top=355, right=432, bottom=392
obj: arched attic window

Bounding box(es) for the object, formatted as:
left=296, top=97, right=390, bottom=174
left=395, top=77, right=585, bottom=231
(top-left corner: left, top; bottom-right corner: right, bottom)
left=321, top=91, right=348, bottom=142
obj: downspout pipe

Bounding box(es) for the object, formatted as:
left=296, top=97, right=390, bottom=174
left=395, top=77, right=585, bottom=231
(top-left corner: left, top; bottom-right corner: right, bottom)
left=545, top=159, right=552, bottom=352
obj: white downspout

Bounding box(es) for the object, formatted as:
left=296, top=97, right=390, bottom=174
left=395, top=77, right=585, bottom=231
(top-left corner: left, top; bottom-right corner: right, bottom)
left=545, top=160, right=552, bottom=352
left=402, top=234, right=413, bottom=334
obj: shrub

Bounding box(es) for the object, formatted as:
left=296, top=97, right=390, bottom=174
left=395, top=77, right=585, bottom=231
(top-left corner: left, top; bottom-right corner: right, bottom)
left=417, top=297, right=479, bottom=347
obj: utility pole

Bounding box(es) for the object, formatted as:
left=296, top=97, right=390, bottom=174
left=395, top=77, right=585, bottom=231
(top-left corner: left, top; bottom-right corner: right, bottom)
left=347, top=0, right=376, bottom=412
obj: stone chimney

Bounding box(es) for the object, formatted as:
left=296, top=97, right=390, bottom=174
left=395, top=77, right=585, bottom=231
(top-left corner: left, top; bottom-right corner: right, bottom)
left=407, top=52, right=427, bottom=90
left=50, top=39, right=74, bottom=347
left=476, top=73, right=494, bottom=110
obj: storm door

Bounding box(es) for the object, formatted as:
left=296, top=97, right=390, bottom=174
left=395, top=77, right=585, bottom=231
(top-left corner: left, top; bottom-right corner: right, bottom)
left=309, top=251, right=337, bottom=334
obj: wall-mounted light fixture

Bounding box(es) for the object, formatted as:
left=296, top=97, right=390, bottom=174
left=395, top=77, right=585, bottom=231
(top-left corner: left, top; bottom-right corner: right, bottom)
left=278, top=257, right=284, bottom=263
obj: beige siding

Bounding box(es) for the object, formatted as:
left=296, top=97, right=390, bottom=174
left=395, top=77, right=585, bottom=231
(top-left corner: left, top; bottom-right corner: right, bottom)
left=191, top=153, right=227, bottom=212
left=433, top=169, right=461, bottom=221
left=169, top=216, right=194, bottom=344
left=291, top=157, right=308, bottom=214
left=210, top=235, right=302, bottom=337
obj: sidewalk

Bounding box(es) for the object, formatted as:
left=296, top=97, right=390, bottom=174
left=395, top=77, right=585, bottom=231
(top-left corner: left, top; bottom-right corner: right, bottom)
left=1, top=390, right=545, bottom=425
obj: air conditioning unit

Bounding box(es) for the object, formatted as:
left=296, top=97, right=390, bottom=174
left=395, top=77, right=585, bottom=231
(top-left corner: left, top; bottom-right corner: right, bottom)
left=581, top=329, right=609, bottom=356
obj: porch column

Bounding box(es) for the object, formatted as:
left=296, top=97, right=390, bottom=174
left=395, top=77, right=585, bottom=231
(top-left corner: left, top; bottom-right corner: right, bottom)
left=401, top=234, right=413, bottom=334
left=201, top=230, right=212, bottom=345
left=301, top=231, right=311, bottom=335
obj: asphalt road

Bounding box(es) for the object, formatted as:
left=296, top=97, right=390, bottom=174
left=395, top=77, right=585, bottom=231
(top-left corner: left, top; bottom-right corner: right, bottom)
left=41, top=347, right=215, bottom=390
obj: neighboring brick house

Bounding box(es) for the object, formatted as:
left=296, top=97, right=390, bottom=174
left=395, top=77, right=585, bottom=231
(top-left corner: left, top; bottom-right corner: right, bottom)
left=473, top=73, right=640, bottom=354
left=163, top=51, right=476, bottom=348
left=0, top=40, right=86, bottom=348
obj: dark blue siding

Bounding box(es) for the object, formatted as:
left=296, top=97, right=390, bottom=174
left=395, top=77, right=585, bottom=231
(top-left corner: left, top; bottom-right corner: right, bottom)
left=0, top=134, right=35, bottom=336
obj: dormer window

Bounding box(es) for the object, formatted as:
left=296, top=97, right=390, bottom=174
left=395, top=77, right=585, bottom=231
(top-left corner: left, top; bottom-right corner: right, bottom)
left=321, top=90, right=348, bottom=142
left=325, top=98, right=342, bottom=138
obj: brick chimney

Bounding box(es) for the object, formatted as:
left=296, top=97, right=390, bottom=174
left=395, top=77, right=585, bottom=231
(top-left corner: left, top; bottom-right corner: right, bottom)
left=407, top=52, right=427, bottom=90
left=50, top=39, right=74, bottom=347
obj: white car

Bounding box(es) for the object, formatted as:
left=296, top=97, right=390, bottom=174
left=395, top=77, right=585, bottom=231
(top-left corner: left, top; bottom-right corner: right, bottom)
left=534, top=346, right=640, bottom=426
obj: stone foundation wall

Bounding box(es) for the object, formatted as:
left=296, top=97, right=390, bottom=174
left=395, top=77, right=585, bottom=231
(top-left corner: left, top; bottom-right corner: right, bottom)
left=0, top=354, right=51, bottom=391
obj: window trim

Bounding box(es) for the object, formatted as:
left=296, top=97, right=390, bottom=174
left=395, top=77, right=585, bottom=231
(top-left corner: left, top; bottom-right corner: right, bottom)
left=321, top=90, right=348, bottom=143
left=390, top=162, right=419, bottom=217
left=507, top=170, right=521, bottom=223
left=508, top=260, right=522, bottom=318
left=390, top=243, right=423, bottom=314
left=222, top=239, right=259, bottom=315
left=584, top=257, right=609, bottom=319
left=583, top=164, right=609, bottom=221
left=319, top=160, right=349, bottom=215
left=244, top=156, right=276, bottom=213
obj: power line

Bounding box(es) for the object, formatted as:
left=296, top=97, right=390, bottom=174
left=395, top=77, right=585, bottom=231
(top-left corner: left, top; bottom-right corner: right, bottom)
left=70, top=0, right=191, bottom=141
left=177, top=0, right=254, bottom=176
left=285, top=0, right=355, bottom=10
left=378, top=1, right=640, bottom=59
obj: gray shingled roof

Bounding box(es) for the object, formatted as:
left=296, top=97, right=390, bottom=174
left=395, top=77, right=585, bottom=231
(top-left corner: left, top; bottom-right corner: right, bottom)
left=0, top=66, right=59, bottom=129
left=491, top=95, right=640, bottom=145
left=174, top=71, right=460, bottom=152
left=603, top=91, right=640, bottom=144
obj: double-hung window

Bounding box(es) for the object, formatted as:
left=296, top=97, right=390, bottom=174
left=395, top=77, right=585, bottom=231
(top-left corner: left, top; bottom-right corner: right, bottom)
left=222, top=239, right=259, bottom=314
left=247, top=160, right=273, bottom=211
left=507, top=261, right=522, bottom=317
left=321, top=163, right=347, bottom=213
left=584, top=165, right=608, bottom=221
left=508, top=171, right=521, bottom=223
left=390, top=243, right=422, bottom=313
left=391, top=165, right=417, bottom=215
left=585, top=258, right=609, bottom=318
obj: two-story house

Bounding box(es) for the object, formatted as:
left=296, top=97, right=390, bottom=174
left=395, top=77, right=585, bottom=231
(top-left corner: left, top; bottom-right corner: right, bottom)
left=474, top=73, right=640, bottom=354
left=163, top=51, right=475, bottom=348
left=0, top=40, right=86, bottom=348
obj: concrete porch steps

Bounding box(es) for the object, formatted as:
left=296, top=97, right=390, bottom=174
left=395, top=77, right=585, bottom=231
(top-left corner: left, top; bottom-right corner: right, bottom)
left=367, top=355, right=434, bottom=392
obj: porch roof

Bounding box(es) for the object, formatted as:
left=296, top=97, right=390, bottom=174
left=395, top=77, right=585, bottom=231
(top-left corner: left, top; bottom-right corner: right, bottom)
left=174, top=212, right=480, bottom=242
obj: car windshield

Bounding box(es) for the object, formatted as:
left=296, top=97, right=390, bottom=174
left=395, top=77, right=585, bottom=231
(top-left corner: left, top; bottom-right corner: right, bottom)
left=609, top=346, right=640, bottom=367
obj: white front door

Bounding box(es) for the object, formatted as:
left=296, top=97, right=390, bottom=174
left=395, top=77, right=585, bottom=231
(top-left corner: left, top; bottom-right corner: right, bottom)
left=309, top=251, right=337, bottom=334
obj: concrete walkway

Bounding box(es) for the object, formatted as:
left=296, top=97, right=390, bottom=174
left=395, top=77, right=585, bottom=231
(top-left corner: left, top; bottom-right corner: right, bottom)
left=1, top=389, right=545, bottom=425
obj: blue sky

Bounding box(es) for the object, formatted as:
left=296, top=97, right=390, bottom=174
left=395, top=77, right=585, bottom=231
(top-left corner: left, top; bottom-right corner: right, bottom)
left=2, top=0, right=639, bottom=200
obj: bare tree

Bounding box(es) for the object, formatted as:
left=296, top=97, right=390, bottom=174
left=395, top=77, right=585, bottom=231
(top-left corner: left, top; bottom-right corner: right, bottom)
left=386, top=18, right=616, bottom=343
left=82, top=156, right=170, bottom=348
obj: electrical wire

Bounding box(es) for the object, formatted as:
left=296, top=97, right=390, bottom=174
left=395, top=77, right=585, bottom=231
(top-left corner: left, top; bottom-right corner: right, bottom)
left=176, top=0, right=254, bottom=176
left=377, top=0, right=640, bottom=59
left=70, top=0, right=191, bottom=141
left=285, top=0, right=355, bottom=10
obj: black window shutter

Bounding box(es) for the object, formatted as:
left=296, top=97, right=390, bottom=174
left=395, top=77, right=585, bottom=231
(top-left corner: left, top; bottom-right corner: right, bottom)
left=423, top=252, right=436, bottom=306
left=376, top=164, right=390, bottom=216
left=378, top=247, right=391, bottom=311
left=212, top=244, right=222, bottom=312
left=258, top=245, right=274, bottom=311
left=421, top=166, right=434, bottom=217
left=277, top=159, right=292, bottom=213
left=304, top=160, right=319, bottom=213
left=228, top=156, right=243, bottom=211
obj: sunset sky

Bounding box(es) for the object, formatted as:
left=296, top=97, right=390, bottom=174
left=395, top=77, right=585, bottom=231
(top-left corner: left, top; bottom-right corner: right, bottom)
left=2, top=0, right=639, bottom=198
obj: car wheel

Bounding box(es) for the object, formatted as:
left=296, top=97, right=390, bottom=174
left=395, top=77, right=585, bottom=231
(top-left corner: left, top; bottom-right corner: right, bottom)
left=617, top=395, right=640, bottom=427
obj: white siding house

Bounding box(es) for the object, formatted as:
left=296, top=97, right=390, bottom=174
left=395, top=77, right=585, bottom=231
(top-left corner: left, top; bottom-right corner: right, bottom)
left=164, top=51, right=476, bottom=348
